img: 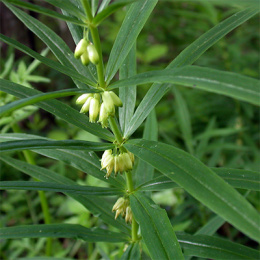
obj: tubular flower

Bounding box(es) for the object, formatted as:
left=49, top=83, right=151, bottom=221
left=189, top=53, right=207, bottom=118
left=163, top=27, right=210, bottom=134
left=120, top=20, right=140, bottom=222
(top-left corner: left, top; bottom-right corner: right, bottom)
left=76, top=91, right=122, bottom=127
left=87, top=44, right=99, bottom=65
left=100, top=150, right=135, bottom=178
left=112, top=197, right=131, bottom=223
left=74, top=39, right=88, bottom=59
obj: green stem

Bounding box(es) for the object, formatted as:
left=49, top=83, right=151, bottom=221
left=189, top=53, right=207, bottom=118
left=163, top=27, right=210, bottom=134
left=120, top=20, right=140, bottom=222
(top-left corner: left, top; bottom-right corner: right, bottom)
left=12, top=124, right=52, bottom=256
left=126, top=171, right=139, bottom=242
left=109, top=116, right=123, bottom=144
left=81, top=0, right=106, bottom=88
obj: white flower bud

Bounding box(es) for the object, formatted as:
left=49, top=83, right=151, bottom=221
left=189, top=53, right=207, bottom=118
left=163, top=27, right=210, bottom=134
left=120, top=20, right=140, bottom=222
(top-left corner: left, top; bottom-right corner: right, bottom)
left=112, top=197, right=125, bottom=211
left=125, top=206, right=132, bottom=223
left=122, top=153, right=133, bottom=171
left=80, top=97, right=92, bottom=113
left=108, top=91, right=123, bottom=107
left=98, top=103, right=109, bottom=128
left=74, top=39, right=88, bottom=59
left=89, top=97, right=100, bottom=122
left=76, top=93, right=93, bottom=105
left=102, top=91, right=115, bottom=114
left=118, top=153, right=125, bottom=173
left=87, top=44, right=99, bottom=65
left=80, top=51, right=90, bottom=66
left=127, top=151, right=135, bottom=164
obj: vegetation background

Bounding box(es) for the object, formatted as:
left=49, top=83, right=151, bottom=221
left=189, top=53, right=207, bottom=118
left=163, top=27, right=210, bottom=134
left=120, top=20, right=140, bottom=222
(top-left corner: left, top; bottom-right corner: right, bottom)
left=0, top=0, right=259, bottom=259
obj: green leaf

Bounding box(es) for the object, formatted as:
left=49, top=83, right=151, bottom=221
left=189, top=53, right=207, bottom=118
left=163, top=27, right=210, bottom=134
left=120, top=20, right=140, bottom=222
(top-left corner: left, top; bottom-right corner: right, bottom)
left=119, top=45, right=136, bottom=134
left=98, top=0, right=112, bottom=13
left=0, top=139, right=113, bottom=153
left=3, top=0, right=86, bottom=25
left=0, top=224, right=128, bottom=242
left=123, top=7, right=259, bottom=138
left=120, top=242, right=141, bottom=260
left=0, top=35, right=95, bottom=87
left=125, top=139, right=260, bottom=242
left=43, top=0, right=85, bottom=18
left=0, top=156, right=130, bottom=233
left=173, top=88, right=193, bottom=154
left=0, top=80, right=114, bottom=142
left=109, top=66, right=260, bottom=106
left=195, top=215, right=224, bottom=236
left=138, top=167, right=260, bottom=191
left=0, top=181, right=122, bottom=196
left=0, top=88, right=97, bottom=117
left=177, top=233, right=259, bottom=259
left=92, top=0, right=135, bottom=26
left=173, top=0, right=259, bottom=7
left=105, top=0, right=158, bottom=83
left=0, top=134, right=123, bottom=188
left=212, top=167, right=260, bottom=191
left=130, top=192, right=184, bottom=260
left=5, top=3, right=96, bottom=86
left=135, top=109, right=158, bottom=186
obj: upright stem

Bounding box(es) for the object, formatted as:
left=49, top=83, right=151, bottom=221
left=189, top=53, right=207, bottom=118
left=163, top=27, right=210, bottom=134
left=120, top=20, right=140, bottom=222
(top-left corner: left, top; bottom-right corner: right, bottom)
left=81, top=0, right=139, bottom=243
left=12, top=124, right=52, bottom=256
left=126, top=171, right=138, bottom=242
left=81, top=0, right=106, bottom=88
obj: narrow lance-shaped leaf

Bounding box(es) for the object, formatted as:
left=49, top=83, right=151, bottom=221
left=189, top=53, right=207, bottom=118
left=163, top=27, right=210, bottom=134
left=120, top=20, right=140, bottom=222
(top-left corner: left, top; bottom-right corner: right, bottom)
left=0, top=156, right=130, bottom=233
left=3, top=0, right=86, bottom=25
left=135, top=109, right=158, bottom=187
left=0, top=224, right=128, bottom=242
left=0, top=88, right=98, bottom=117
left=0, top=80, right=114, bottom=142
left=130, top=192, right=184, bottom=260
left=0, top=35, right=95, bottom=87
left=119, top=44, right=136, bottom=133
left=43, top=0, right=85, bottom=18
left=105, top=0, right=158, bottom=83
left=0, top=133, right=124, bottom=188
left=0, top=181, right=123, bottom=196
left=120, top=243, right=141, bottom=260
left=125, top=139, right=260, bottom=242
left=124, top=7, right=259, bottom=138
left=177, top=233, right=259, bottom=260
left=92, top=0, right=135, bottom=26
left=109, top=66, right=260, bottom=106
left=138, top=167, right=260, bottom=192
left=0, top=139, right=113, bottom=153
left=5, top=3, right=96, bottom=85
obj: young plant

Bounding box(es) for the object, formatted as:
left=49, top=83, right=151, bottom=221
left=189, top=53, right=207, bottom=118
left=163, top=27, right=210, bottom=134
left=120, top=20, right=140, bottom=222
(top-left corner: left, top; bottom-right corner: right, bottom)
left=0, top=0, right=259, bottom=259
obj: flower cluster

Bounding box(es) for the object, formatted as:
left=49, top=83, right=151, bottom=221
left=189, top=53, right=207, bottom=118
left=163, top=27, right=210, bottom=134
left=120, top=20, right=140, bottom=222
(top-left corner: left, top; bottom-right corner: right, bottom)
left=112, top=197, right=132, bottom=223
left=101, top=149, right=134, bottom=178
left=76, top=91, right=122, bottom=127
left=74, top=39, right=99, bottom=66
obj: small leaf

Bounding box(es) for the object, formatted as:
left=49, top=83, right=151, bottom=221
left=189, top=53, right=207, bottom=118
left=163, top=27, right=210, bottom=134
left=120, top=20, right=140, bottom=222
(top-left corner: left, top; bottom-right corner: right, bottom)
left=120, top=243, right=141, bottom=260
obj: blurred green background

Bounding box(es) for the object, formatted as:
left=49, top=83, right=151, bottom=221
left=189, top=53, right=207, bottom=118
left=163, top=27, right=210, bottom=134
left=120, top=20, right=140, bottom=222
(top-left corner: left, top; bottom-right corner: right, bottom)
left=0, top=1, right=259, bottom=259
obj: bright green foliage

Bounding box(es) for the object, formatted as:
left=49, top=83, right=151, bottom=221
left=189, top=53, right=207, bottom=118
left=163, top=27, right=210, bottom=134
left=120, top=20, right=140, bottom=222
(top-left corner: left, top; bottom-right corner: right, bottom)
left=0, top=0, right=259, bottom=259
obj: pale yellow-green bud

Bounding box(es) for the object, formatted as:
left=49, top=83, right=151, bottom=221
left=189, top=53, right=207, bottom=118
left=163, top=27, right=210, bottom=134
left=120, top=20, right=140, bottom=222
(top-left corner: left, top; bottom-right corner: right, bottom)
left=102, top=91, right=115, bottom=114
left=127, top=151, right=135, bottom=164
left=125, top=206, right=132, bottom=223
left=115, top=208, right=123, bottom=219
left=98, top=103, right=109, bottom=128
left=117, top=153, right=125, bottom=173
left=87, top=44, right=99, bottom=65
left=122, top=153, right=133, bottom=171
left=109, top=91, right=123, bottom=107
left=105, top=163, right=114, bottom=178
left=89, top=97, right=100, bottom=122
left=80, top=97, right=92, bottom=113
left=112, top=197, right=125, bottom=212
left=74, top=39, right=88, bottom=59
left=114, top=155, right=119, bottom=175
left=80, top=51, right=90, bottom=66
left=101, top=149, right=112, bottom=163
left=101, top=153, right=113, bottom=169
left=76, top=93, right=93, bottom=105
